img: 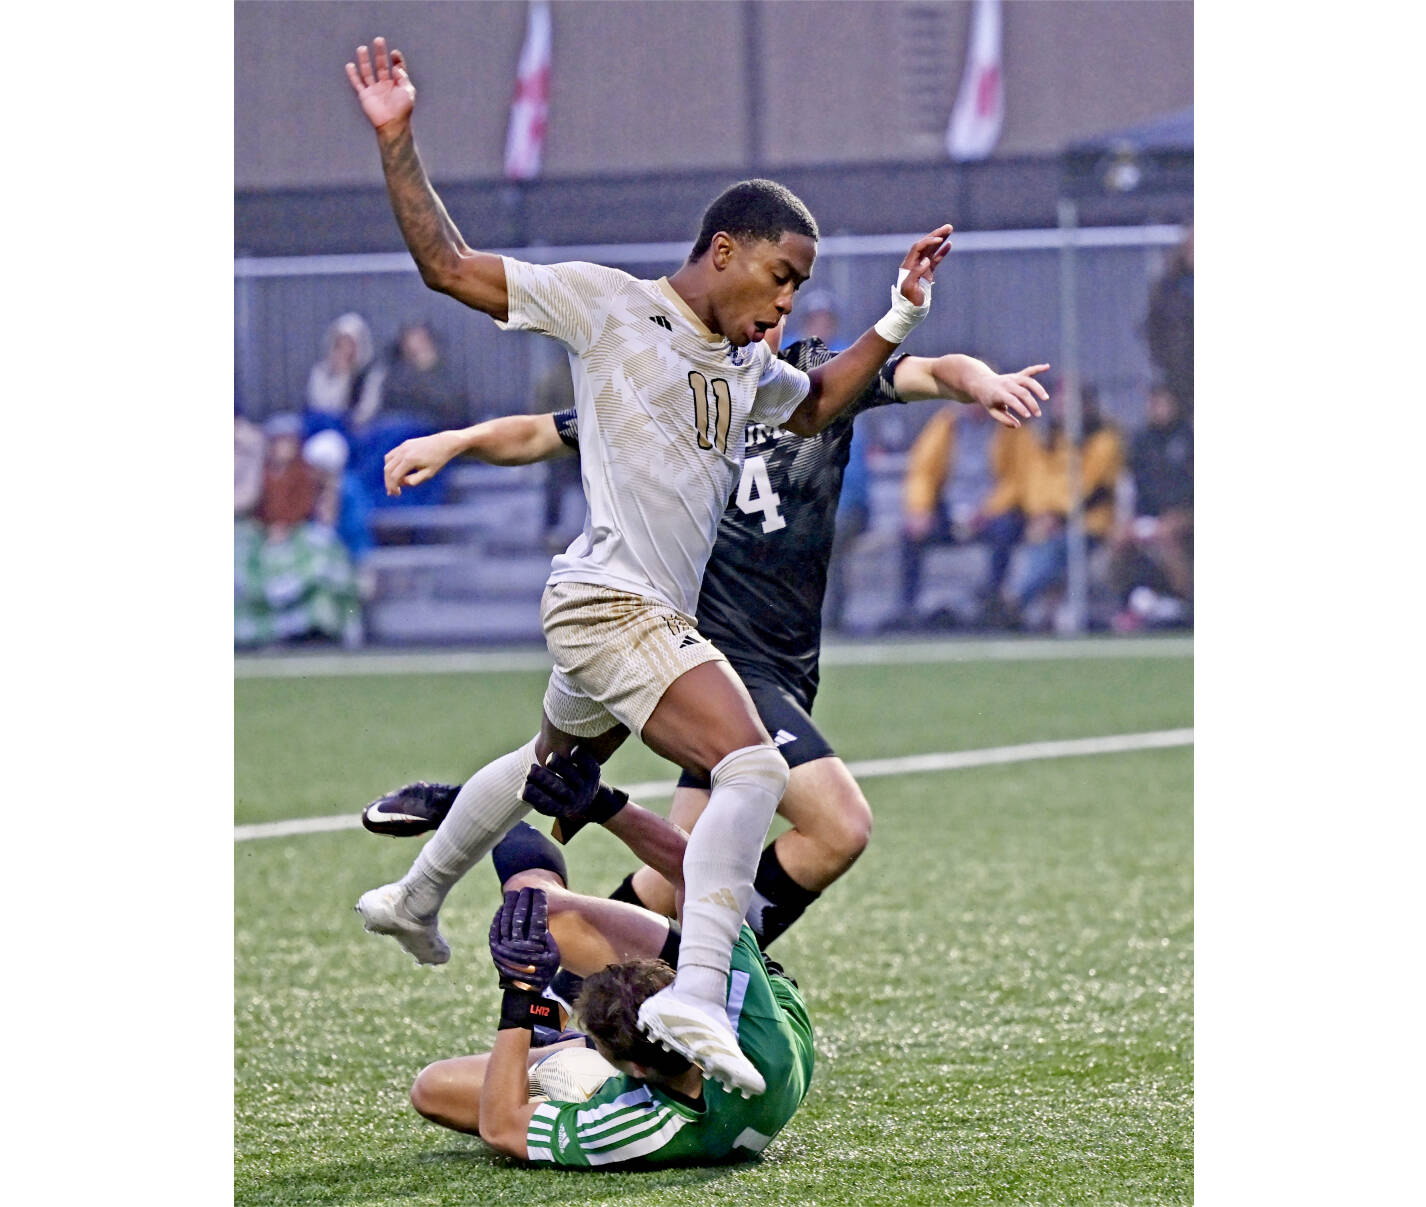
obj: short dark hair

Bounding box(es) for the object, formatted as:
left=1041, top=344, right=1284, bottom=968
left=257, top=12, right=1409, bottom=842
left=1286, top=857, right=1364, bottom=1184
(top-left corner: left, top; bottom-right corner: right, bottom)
left=689, top=179, right=819, bottom=261
left=575, top=958, right=692, bottom=1078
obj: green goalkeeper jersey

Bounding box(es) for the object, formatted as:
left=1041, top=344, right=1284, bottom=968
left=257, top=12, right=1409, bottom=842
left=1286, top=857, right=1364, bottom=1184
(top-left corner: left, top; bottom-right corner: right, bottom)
left=524, top=926, right=814, bottom=1166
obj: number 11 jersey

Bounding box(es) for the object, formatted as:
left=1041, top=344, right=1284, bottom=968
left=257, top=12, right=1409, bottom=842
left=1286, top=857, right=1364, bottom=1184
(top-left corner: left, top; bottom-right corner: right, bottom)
left=497, top=258, right=810, bottom=618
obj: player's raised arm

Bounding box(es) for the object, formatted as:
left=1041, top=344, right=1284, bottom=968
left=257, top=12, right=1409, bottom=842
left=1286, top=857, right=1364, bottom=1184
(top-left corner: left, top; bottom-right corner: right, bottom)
left=383, top=413, right=572, bottom=496
left=345, top=37, right=510, bottom=318
left=478, top=888, right=561, bottom=1159
left=783, top=225, right=952, bottom=436
left=893, top=355, right=1051, bottom=429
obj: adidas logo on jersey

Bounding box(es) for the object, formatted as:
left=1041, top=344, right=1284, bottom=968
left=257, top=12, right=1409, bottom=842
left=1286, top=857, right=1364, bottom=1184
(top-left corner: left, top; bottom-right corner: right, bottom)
left=773, top=729, right=798, bottom=746
left=648, top=314, right=673, bottom=331
left=677, top=632, right=704, bottom=648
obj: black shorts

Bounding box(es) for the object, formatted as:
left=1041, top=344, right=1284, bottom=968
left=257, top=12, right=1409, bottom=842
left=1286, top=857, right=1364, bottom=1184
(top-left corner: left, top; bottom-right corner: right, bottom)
left=675, top=674, right=836, bottom=790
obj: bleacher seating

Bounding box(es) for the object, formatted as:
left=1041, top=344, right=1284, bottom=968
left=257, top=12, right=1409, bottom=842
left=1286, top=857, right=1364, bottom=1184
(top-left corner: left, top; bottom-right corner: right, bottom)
left=358, top=455, right=1056, bottom=642
left=362, top=462, right=553, bottom=643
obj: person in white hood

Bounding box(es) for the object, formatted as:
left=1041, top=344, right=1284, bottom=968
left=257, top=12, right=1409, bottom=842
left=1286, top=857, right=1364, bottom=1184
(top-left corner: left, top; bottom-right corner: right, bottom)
left=305, top=312, right=379, bottom=422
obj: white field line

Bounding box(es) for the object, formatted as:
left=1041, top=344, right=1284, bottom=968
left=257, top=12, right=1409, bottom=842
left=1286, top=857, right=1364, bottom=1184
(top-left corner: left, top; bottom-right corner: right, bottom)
left=234, top=728, right=1192, bottom=843
left=234, top=636, right=1192, bottom=681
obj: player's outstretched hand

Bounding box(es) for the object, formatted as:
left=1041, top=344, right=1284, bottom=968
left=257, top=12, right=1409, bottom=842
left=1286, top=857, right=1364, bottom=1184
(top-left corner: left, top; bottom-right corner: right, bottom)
left=383, top=430, right=464, bottom=496
left=899, top=224, right=954, bottom=306
left=970, top=363, right=1051, bottom=430
left=344, top=36, right=416, bottom=131
left=489, top=887, right=561, bottom=993
left=522, top=746, right=629, bottom=845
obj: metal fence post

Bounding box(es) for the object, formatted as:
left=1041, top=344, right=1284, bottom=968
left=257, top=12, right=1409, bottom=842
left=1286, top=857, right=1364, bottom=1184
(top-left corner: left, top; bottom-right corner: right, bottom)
left=1058, top=198, right=1087, bottom=634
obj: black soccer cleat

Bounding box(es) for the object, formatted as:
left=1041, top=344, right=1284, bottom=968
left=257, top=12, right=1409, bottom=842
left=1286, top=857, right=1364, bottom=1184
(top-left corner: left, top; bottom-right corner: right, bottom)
left=360, top=781, right=460, bottom=837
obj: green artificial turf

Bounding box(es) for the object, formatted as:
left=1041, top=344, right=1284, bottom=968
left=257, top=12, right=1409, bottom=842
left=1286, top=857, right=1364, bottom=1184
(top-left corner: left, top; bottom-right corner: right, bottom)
left=236, top=648, right=1192, bottom=1205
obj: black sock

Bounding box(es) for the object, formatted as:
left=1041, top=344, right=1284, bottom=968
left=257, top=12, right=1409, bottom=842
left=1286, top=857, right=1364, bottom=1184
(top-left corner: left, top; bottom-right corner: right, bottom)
left=492, top=820, right=569, bottom=887
left=748, top=842, right=820, bottom=948
left=607, top=871, right=647, bottom=907
left=657, top=923, right=681, bottom=966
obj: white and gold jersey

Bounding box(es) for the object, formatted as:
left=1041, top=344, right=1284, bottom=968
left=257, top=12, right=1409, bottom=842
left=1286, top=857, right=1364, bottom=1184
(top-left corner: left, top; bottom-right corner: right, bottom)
left=497, top=258, right=811, bottom=616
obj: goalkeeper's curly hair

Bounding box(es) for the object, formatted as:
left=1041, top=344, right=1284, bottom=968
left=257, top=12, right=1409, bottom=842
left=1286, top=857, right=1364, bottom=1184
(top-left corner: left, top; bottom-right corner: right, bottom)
left=574, top=958, right=693, bottom=1079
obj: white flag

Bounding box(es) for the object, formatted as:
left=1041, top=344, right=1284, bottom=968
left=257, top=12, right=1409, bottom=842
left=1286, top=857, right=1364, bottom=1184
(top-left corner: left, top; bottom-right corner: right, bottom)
left=504, top=1, right=552, bottom=180
left=945, top=0, right=1004, bottom=162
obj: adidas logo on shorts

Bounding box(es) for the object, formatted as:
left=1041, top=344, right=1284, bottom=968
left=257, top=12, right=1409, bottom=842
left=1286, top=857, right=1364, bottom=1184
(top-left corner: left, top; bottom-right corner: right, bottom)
left=663, top=615, right=704, bottom=649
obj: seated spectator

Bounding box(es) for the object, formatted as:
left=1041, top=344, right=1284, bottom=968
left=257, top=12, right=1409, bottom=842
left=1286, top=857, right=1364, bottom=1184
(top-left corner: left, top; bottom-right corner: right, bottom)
left=258, top=413, right=320, bottom=538
left=1009, top=386, right=1124, bottom=629
left=235, top=413, right=361, bottom=648
left=234, top=410, right=265, bottom=518
left=1108, top=384, right=1193, bottom=630
left=356, top=321, right=469, bottom=433
left=338, top=323, right=470, bottom=519
left=966, top=413, right=1034, bottom=628
left=303, top=429, right=374, bottom=569
left=893, top=406, right=956, bottom=629
left=305, top=312, right=379, bottom=434
left=1144, top=227, right=1193, bottom=418
left=893, top=402, right=1029, bottom=630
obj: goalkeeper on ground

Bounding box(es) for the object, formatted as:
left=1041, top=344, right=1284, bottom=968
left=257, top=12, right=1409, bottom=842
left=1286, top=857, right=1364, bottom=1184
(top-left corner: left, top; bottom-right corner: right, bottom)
left=409, top=750, right=815, bottom=1166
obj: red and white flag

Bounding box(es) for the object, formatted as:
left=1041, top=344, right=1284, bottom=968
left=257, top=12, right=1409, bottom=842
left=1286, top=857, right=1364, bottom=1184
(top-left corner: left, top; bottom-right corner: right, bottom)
left=504, top=0, right=552, bottom=180
left=945, top=0, right=1004, bottom=162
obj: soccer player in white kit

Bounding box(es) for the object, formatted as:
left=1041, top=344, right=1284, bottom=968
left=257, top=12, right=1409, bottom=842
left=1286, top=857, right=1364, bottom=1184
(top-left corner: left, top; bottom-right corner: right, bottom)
left=344, top=36, right=947, bottom=1096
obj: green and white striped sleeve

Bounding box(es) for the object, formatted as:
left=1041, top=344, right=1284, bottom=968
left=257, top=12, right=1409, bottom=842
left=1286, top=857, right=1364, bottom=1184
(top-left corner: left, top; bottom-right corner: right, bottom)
left=525, top=1082, right=692, bottom=1166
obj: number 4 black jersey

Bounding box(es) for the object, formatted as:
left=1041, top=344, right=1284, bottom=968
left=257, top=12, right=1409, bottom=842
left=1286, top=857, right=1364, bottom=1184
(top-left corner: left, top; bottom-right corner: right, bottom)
left=697, top=338, right=906, bottom=705
left=556, top=339, right=906, bottom=706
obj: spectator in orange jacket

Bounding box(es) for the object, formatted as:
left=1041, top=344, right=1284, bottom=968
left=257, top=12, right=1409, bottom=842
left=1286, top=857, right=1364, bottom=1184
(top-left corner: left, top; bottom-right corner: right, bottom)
left=896, top=401, right=1040, bottom=630
left=1009, top=385, right=1124, bottom=627
left=969, top=418, right=1038, bottom=626
left=894, top=405, right=957, bottom=627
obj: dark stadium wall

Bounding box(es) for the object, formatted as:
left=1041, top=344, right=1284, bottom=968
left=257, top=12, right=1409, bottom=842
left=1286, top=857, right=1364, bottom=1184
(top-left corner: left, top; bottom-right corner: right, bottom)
left=234, top=156, right=1191, bottom=257
left=236, top=0, right=1192, bottom=189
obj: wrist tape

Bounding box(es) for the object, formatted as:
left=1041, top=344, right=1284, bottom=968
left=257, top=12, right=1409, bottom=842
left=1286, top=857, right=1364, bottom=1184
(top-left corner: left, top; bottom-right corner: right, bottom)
left=873, top=268, right=933, bottom=344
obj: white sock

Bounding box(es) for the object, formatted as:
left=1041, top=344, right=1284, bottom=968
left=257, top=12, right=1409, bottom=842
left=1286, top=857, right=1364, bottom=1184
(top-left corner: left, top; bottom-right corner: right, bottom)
left=398, top=737, right=539, bottom=918
left=675, top=744, right=788, bottom=1004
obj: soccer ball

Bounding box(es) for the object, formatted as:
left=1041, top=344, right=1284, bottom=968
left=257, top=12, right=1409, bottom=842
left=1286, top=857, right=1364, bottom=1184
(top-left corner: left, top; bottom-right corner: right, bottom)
left=528, top=1046, right=618, bottom=1103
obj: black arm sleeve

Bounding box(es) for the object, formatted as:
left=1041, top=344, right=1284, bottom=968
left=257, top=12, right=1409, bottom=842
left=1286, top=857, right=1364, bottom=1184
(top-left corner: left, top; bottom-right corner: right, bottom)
left=553, top=407, right=579, bottom=450
left=779, top=338, right=908, bottom=420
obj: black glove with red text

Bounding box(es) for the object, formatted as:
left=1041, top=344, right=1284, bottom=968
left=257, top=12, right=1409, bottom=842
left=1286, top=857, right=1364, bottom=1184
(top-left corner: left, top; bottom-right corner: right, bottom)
left=488, top=887, right=562, bottom=1031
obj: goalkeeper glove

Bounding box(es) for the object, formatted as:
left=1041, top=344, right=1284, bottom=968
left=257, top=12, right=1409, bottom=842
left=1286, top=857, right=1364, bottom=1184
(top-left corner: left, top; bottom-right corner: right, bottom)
left=522, top=746, right=628, bottom=845
left=488, top=887, right=562, bottom=1031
